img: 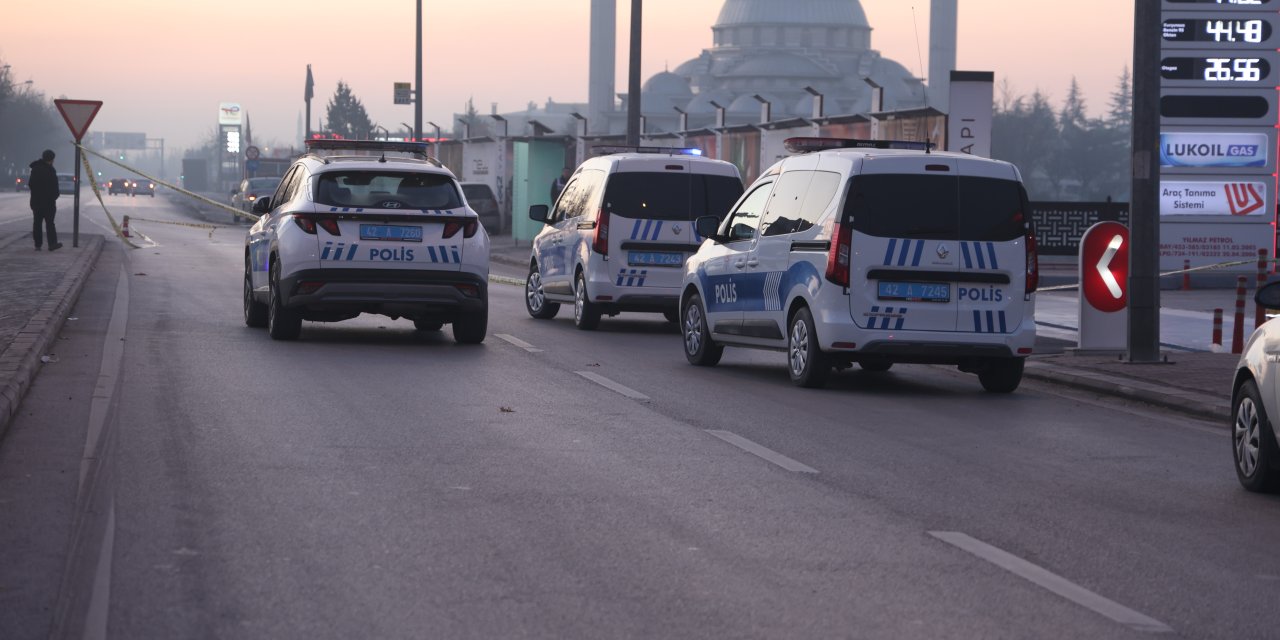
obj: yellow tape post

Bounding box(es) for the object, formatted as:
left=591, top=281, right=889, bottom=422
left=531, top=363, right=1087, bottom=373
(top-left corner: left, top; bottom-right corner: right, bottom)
left=79, top=151, right=141, bottom=249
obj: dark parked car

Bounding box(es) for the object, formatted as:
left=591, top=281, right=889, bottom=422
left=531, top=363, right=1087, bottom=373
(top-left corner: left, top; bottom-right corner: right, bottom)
left=132, top=178, right=156, bottom=197
left=460, top=182, right=501, bottom=234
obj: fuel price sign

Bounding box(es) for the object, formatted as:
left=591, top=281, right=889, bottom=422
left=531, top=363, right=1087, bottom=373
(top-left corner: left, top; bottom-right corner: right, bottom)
left=1162, top=12, right=1279, bottom=48
left=1161, top=52, right=1277, bottom=86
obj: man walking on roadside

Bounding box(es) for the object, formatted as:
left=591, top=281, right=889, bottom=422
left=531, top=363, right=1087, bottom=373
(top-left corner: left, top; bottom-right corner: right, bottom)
left=28, top=149, right=62, bottom=252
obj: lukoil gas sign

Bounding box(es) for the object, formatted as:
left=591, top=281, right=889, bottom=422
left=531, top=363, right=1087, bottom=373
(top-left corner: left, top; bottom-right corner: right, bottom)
left=1160, top=132, right=1268, bottom=168
left=1161, top=181, right=1268, bottom=216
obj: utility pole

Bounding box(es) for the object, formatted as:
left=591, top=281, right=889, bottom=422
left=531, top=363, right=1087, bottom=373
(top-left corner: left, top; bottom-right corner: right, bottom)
left=1128, top=0, right=1160, bottom=362
left=415, top=0, right=423, bottom=141
left=626, top=0, right=642, bottom=146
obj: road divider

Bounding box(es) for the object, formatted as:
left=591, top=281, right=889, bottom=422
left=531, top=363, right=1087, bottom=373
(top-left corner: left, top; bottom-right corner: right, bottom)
left=489, top=274, right=526, bottom=287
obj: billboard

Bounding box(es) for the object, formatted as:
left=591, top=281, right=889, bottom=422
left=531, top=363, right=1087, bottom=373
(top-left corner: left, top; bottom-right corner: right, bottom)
left=1161, top=181, right=1268, bottom=216
left=218, top=102, right=243, bottom=126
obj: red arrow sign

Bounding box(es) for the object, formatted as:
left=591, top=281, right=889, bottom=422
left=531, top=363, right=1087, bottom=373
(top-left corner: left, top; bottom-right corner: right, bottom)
left=53, top=99, right=103, bottom=141
left=1081, top=221, right=1129, bottom=314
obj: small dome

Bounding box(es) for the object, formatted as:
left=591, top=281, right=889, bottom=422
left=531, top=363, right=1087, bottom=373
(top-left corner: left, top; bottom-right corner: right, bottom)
left=685, top=90, right=735, bottom=114
left=716, top=0, right=869, bottom=28
left=728, top=93, right=784, bottom=114
left=643, top=71, right=693, bottom=98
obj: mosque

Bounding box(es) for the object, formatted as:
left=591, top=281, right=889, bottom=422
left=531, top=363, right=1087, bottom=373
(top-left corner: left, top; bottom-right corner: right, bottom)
left=463, top=0, right=957, bottom=138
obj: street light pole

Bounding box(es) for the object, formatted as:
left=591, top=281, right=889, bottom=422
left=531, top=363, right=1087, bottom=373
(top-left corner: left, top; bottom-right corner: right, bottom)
left=626, top=0, right=642, bottom=147
left=1128, top=0, right=1161, bottom=362
left=415, top=0, right=423, bottom=142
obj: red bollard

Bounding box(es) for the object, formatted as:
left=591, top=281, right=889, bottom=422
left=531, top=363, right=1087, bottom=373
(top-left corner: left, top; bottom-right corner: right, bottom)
left=1258, top=249, right=1270, bottom=331
left=1213, top=308, right=1224, bottom=348
left=1234, top=276, right=1248, bottom=354
left=1183, top=259, right=1191, bottom=291
left=121, top=215, right=130, bottom=238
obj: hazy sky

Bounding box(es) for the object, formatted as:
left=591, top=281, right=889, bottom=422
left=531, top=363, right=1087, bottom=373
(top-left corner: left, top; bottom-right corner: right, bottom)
left=0, top=0, right=1132, bottom=152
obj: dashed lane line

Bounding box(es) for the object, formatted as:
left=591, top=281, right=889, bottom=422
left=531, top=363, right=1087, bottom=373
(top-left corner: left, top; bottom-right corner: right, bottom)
left=928, top=531, right=1174, bottom=634
left=704, top=430, right=820, bottom=474
left=576, top=370, right=651, bottom=401
left=495, top=333, right=543, bottom=353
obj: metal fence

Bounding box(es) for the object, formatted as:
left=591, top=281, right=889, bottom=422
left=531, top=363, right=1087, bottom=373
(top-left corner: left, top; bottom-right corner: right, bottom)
left=1030, top=201, right=1129, bottom=256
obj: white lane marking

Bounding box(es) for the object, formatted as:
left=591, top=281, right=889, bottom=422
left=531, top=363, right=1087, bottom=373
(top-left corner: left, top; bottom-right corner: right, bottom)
left=705, top=430, right=820, bottom=474
left=79, top=264, right=130, bottom=499
left=495, top=333, right=542, bottom=353
left=576, top=370, right=650, bottom=401
left=928, top=531, right=1173, bottom=634
left=82, top=498, right=115, bottom=640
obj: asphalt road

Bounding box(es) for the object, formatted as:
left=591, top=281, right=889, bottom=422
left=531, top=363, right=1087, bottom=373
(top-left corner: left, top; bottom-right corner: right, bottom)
left=2, top=192, right=1280, bottom=639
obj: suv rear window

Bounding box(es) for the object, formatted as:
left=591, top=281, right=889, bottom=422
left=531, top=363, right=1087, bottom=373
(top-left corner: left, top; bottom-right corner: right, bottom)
left=603, top=172, right=743, bottom=221
left=843, top=174, right=1027, bottom=242
left=314, top=171, right=462, bottom=209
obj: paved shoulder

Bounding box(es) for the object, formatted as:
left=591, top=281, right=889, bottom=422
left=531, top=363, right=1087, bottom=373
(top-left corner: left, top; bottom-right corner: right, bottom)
left=0, top=233, right=106, bottom=439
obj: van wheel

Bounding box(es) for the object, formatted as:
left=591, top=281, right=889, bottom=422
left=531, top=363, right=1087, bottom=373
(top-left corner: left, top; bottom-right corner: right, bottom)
left=525, top=264, right=559, bottom=319
left=979, top=358, right=1024, bottom=393
left=1234, top=380, right=1280, bottom=493
left=788, top=307, right=830, bottom=388
left=682, top=294, right=723, bottom=367
left=574, top=273, right=601, bottom=330
left=267, top=261, right=302, bottom=341
left=452, top=308, right=487, bottom=344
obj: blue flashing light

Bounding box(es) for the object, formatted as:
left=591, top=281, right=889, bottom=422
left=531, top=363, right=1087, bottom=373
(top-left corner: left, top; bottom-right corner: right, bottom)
left=687, top=148, right=704, bottom=156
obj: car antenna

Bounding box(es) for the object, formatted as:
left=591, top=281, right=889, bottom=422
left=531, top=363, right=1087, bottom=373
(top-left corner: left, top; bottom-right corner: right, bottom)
left=379, top=152, right=387, bottom=163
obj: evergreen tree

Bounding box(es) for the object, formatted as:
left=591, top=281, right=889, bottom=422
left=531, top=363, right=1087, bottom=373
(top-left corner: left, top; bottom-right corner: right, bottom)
left=1107, top=66, right=1132, bottom=131
left=325, top=81, right=375, bottom=140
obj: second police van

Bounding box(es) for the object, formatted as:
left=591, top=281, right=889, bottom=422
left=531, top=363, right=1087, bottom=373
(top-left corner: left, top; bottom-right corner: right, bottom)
left=680, top=137, right=1038, bottom=392
left=525, top=148, right=743, bottom=329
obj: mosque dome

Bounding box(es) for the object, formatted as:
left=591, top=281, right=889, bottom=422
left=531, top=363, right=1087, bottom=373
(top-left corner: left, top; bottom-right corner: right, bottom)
left=642, top=71, right=693, bottom=98
left=715, top=0, right=869, bottom=28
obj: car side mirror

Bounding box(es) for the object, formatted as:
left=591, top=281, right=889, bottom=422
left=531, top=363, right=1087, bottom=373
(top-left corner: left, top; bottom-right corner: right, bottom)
left=529, top=204, right=550, bottom=223
left=695, top=215, right=720, bottom=241
left=1257, top=281, right=1280, bottom=309
left=252, top=197, right=271, bottom=214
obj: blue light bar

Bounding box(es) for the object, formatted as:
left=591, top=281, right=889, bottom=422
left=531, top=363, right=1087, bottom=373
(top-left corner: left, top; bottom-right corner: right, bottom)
left=593, top=145, right=706, bottom=157
left=784, top=137, right=935, bottom=154
left=305, top=139, right=432, bottom=158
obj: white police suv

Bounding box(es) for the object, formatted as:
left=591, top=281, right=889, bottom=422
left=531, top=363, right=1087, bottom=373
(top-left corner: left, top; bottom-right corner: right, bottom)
left=680, top=137, right=1038, bottom=392
left=243, top=140, right=490, bottom=343
left=524, top=147, right=743, bottom=329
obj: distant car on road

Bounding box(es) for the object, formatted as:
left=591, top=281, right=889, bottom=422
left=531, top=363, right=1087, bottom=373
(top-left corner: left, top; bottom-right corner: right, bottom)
left=231, top=176, right=283, bottom=222
left=14, top=174, right=26, bottom=191
left=132, top=178, right=156, bottom=197
left=56, top=173, right=77, bottom=194
left=1232, top=281, right=1280, bottom=493
left=460, top=182, right=501, bottom=234
left=108, top=177, right=131, bottom=195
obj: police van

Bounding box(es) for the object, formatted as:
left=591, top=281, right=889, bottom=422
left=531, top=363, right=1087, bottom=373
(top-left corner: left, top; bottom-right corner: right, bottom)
left=525, top=148, right=743, bottom=329
left=679, top=137, right=1037, bottom=392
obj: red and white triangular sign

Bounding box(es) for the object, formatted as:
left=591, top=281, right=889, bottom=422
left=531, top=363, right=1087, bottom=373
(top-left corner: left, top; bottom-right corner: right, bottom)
left=54, top=99, right=103, bottom=141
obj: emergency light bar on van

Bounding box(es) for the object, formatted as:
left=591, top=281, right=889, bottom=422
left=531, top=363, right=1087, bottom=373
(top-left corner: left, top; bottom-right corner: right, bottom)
left=783, top=137, right=935, bottom=154
left=592, top=145, right=704, bottom=157
left=305, top=140, right=433, bottom=159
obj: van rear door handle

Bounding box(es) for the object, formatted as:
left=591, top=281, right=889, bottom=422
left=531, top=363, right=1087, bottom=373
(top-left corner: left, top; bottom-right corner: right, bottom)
left=734, top=260, right=746, bottom=270
left=746, top=259, right=759, bottom=268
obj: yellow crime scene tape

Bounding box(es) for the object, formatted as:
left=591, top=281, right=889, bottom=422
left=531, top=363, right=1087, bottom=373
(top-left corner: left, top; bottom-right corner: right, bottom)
left=75, top=143, right=260, bottom=223
left=79, top=151, right=141, bottom=249
left=1038, top=257, right=1280, bottom=292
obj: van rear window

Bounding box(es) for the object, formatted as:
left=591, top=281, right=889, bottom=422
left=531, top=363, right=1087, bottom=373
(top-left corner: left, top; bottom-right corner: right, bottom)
left=844, top=174, right=1027, bottom=242
left=603, top=173, right=743, bottom=221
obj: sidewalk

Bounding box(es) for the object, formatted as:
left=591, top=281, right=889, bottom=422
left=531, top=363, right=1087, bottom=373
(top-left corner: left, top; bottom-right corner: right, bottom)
left=0, top=231, right=104, bottom=439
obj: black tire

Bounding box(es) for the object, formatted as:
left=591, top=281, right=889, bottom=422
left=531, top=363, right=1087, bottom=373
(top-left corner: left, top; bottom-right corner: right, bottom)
left=414, top=319, right=443, bottom=332
left=1233, top=379, right=1280, bottom=493
left=663, top=309, right=680, bottom=324
left=267, top=259, right=302, bottom=341
left=682, top=293, right=723, bottom=367
left=978, top=358, right=1024, bottom=393
left=858, top=360, right=893, bottom=372
left=452, top=308, right=487, bottom=344
left=525, top=263, right=559, bottom=319
left=243, top=263, right=267, bottom=328
left=787, top=307, right=830, bottom=388
left=573, top=272, right=601, bottom=331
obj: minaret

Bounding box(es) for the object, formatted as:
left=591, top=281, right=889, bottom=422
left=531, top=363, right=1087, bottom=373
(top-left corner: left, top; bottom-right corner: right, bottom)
left=928, top=0, right=958, bottom=113
left=589, top=0, right=617, bottom=134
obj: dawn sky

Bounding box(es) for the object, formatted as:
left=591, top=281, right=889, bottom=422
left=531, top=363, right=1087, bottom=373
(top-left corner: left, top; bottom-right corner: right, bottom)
left=0, top=0, right=1133, bottom=152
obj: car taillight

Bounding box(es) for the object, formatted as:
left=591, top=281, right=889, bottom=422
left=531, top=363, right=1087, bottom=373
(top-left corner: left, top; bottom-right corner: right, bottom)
left=592, top=208, right=609, bottom=255
left=317, top=218, right=341, bottom=235
left=825, top=222, right=852, bottom=287
left=293, top=214, right=340, bottom=235
left=1025, top=225, right=1039, bottom=295
left=443, top=220, right=480, bottom=239
left=293, top=215, right=317, bottom=234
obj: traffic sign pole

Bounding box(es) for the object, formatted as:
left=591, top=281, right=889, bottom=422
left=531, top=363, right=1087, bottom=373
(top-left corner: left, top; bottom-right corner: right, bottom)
left=53, top=99, right=103, bottom=249
left=1129, top=0, right=1161, bottom=362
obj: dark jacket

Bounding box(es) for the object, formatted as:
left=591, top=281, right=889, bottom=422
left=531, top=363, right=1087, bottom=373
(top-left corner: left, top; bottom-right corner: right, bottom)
left=28, top=159, right=59, bottom=209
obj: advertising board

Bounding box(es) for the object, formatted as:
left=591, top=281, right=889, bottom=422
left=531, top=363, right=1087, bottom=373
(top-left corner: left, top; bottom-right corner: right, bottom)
left=1160, top=180, right=1269, bottom=216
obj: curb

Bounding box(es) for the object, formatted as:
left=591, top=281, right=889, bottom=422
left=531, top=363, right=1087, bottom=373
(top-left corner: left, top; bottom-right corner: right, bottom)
left=1024, top=362, right=1230, bottom=424
left=490, top=252, right=528, bottom=270
left=0, top=235, right=105, bottom=441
